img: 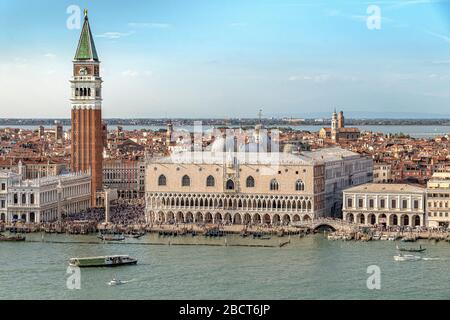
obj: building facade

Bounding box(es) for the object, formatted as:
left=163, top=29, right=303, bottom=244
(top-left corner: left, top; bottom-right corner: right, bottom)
left=373, top=163, right=393, bottom=183
left=19, top=160, right=68, bottom=180
left=145, top=143, right=372, bottom=225
left=342, top=183, right=426, bottom=227
left=426, top=172, right=450, bottom=228
left=145, top=151, right=325, bottom=225
left=103, top=159, right=145, bottom=199
left=1, top=171, right=91, bottom=223
left=301, top=147, right=373, bottom=217
left=0, top=171, right=21, bottom=222
left=319, top=110, right=360, bottom=142
left=70, top=10, right=103, bottom=205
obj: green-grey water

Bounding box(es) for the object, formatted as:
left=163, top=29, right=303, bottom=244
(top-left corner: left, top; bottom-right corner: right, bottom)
left=0, top=234, right=449, bottom=300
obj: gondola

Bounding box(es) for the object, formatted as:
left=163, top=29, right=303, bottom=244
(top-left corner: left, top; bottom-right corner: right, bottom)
left=396, top=245, right=426, bottom=253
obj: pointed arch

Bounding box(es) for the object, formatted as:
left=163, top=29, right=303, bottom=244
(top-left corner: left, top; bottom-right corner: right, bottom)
left=270, top=179, right=279, bottom=191
left=246, top=176, right=255, bottom=188
left=296, top=179, right=305, bottom=191
left=206, top=175, right=215, bottom=187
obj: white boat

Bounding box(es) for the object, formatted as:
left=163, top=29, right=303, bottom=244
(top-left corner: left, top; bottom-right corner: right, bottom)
left=108, top=278, right=127, bottom=286
left=388, top=235, right=396, bottom=241
left=393, top=254, right=421, bottom=262
left=69, top=255, right=138, bottom=268
left=380, top=234, right=389, bottom=241
left=372, top=234, right=381, bottom=240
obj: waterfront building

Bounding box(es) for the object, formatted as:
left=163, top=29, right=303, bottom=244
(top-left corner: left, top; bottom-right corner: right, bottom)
left=319, top=110, right=360, bottom=142
left=0, top=170, right=21, bottom=222
left=426, top=172, right=450, bottom=228
left=302, top=147, right=373, bottom=217
left=1, top=171, right=91, bottom=223
left=70, top=10, right=103, bottom=205
left=342, top=183, right=426, bottom=227
left=145, top=151, right=324, bottom=225
left=145, top=135, right=371, bottom=224
left=103, top=159, right=145, bottom=199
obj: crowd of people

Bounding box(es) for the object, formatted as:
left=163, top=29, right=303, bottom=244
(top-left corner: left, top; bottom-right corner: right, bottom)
left=66, top=199, right=146, bottom=225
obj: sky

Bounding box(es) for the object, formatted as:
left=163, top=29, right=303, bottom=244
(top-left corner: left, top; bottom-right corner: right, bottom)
left=0, top=0, right=450, bottom=119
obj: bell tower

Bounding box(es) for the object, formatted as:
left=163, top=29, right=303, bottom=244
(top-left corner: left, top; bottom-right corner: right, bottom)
left=70, top=9, right=103, bottom=205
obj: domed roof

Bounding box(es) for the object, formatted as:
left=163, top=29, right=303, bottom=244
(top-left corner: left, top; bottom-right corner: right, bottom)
left=210, top=136, right=236, bottom=152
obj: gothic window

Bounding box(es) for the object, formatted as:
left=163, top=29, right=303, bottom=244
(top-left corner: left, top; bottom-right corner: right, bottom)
left=182, top=175, right=191, bottom=187
left=158, top=175, right=167, bottom=186
left=295, top=179, right=305, bottom=191
left=226, top=179, right=235, bottom=190
left=206, top=175, right=215, bottom=187
left=270, top=179, right=279, bottom=191
left=246, top=176, right=255, bottom=188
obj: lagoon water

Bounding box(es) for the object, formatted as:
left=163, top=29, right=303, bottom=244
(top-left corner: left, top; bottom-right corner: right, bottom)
left=0, top=234, right=449, bottom=300
left=1, top=125, right=449, bottom=139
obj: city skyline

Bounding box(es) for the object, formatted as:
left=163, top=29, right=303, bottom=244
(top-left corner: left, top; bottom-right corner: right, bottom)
left=1, top=0, right=450, bottom=118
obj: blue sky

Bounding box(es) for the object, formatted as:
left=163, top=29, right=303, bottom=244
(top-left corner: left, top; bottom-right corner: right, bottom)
left=1, top=0, right=450, bottom=118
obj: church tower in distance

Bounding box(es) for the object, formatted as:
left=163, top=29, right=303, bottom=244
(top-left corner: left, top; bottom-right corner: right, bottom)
left=70, top=10, right=103, bottom=205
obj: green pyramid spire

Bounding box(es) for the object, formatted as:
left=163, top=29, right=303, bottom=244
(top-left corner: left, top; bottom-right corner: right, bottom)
left=74, top=10, right=99, bottom=61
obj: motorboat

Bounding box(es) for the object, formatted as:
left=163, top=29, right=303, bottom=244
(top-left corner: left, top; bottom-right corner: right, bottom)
left=380, top=234, right=389, bottom=241
left=372, top=233, right=381, bottom=240
left=69, top=255, right=138, bottom=268
left=107, top=278, right=128, bottom=286
left=393, top=254, right=421, bottom=262
left=388, top=235, right=397, bottom=241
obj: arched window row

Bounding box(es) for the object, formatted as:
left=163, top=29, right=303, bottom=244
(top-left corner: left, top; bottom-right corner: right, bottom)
left=148, top=194, right=313, bottom=212
left=156, top=175, right=306, bottom=191
left=75, top=87, right=92, bottom=97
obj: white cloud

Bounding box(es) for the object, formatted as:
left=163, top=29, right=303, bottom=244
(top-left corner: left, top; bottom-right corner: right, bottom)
left=44, top=53, right=56, bottom=58
left=426, top=30, right=450, bottom=44
left=289, top=74, right=332, bottom=83
left=95, top=31, right=135, bottom=39
left=121, top=70, right=139, bottom=77
left=432, top=60, right=450, bottom=64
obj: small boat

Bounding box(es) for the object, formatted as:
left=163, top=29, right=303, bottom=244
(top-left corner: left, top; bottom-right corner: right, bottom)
left=108, top=278, right=125, bottom=286
left=69, top=255, right=138, bottom=268
left=380, top=234, right=389, bottom=241
left=401, top=236, right=417, bottom=242
left=372, top=233, right=381, bottom=240
left=98, top=234, right=125, bottom=241
left=125, top=233, right=144, bottom=239
left=327, top=233, right=341, bottom=240
left=0, top=233, right=26, bottom=242
left=396, top=245, right=426, bottom=253
left=388, top=235, right=396, bottom=241
left=393, top=254, right=421, bottom=262
left=253, top=232, right=263, bottom=239
left=343, top=234, right=353, bottom=241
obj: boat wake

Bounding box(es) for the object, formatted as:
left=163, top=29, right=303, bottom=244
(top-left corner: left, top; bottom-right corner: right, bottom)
left=107, top=278, right=137, bottom=286
left=421, top=257, right=441, bottom=261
